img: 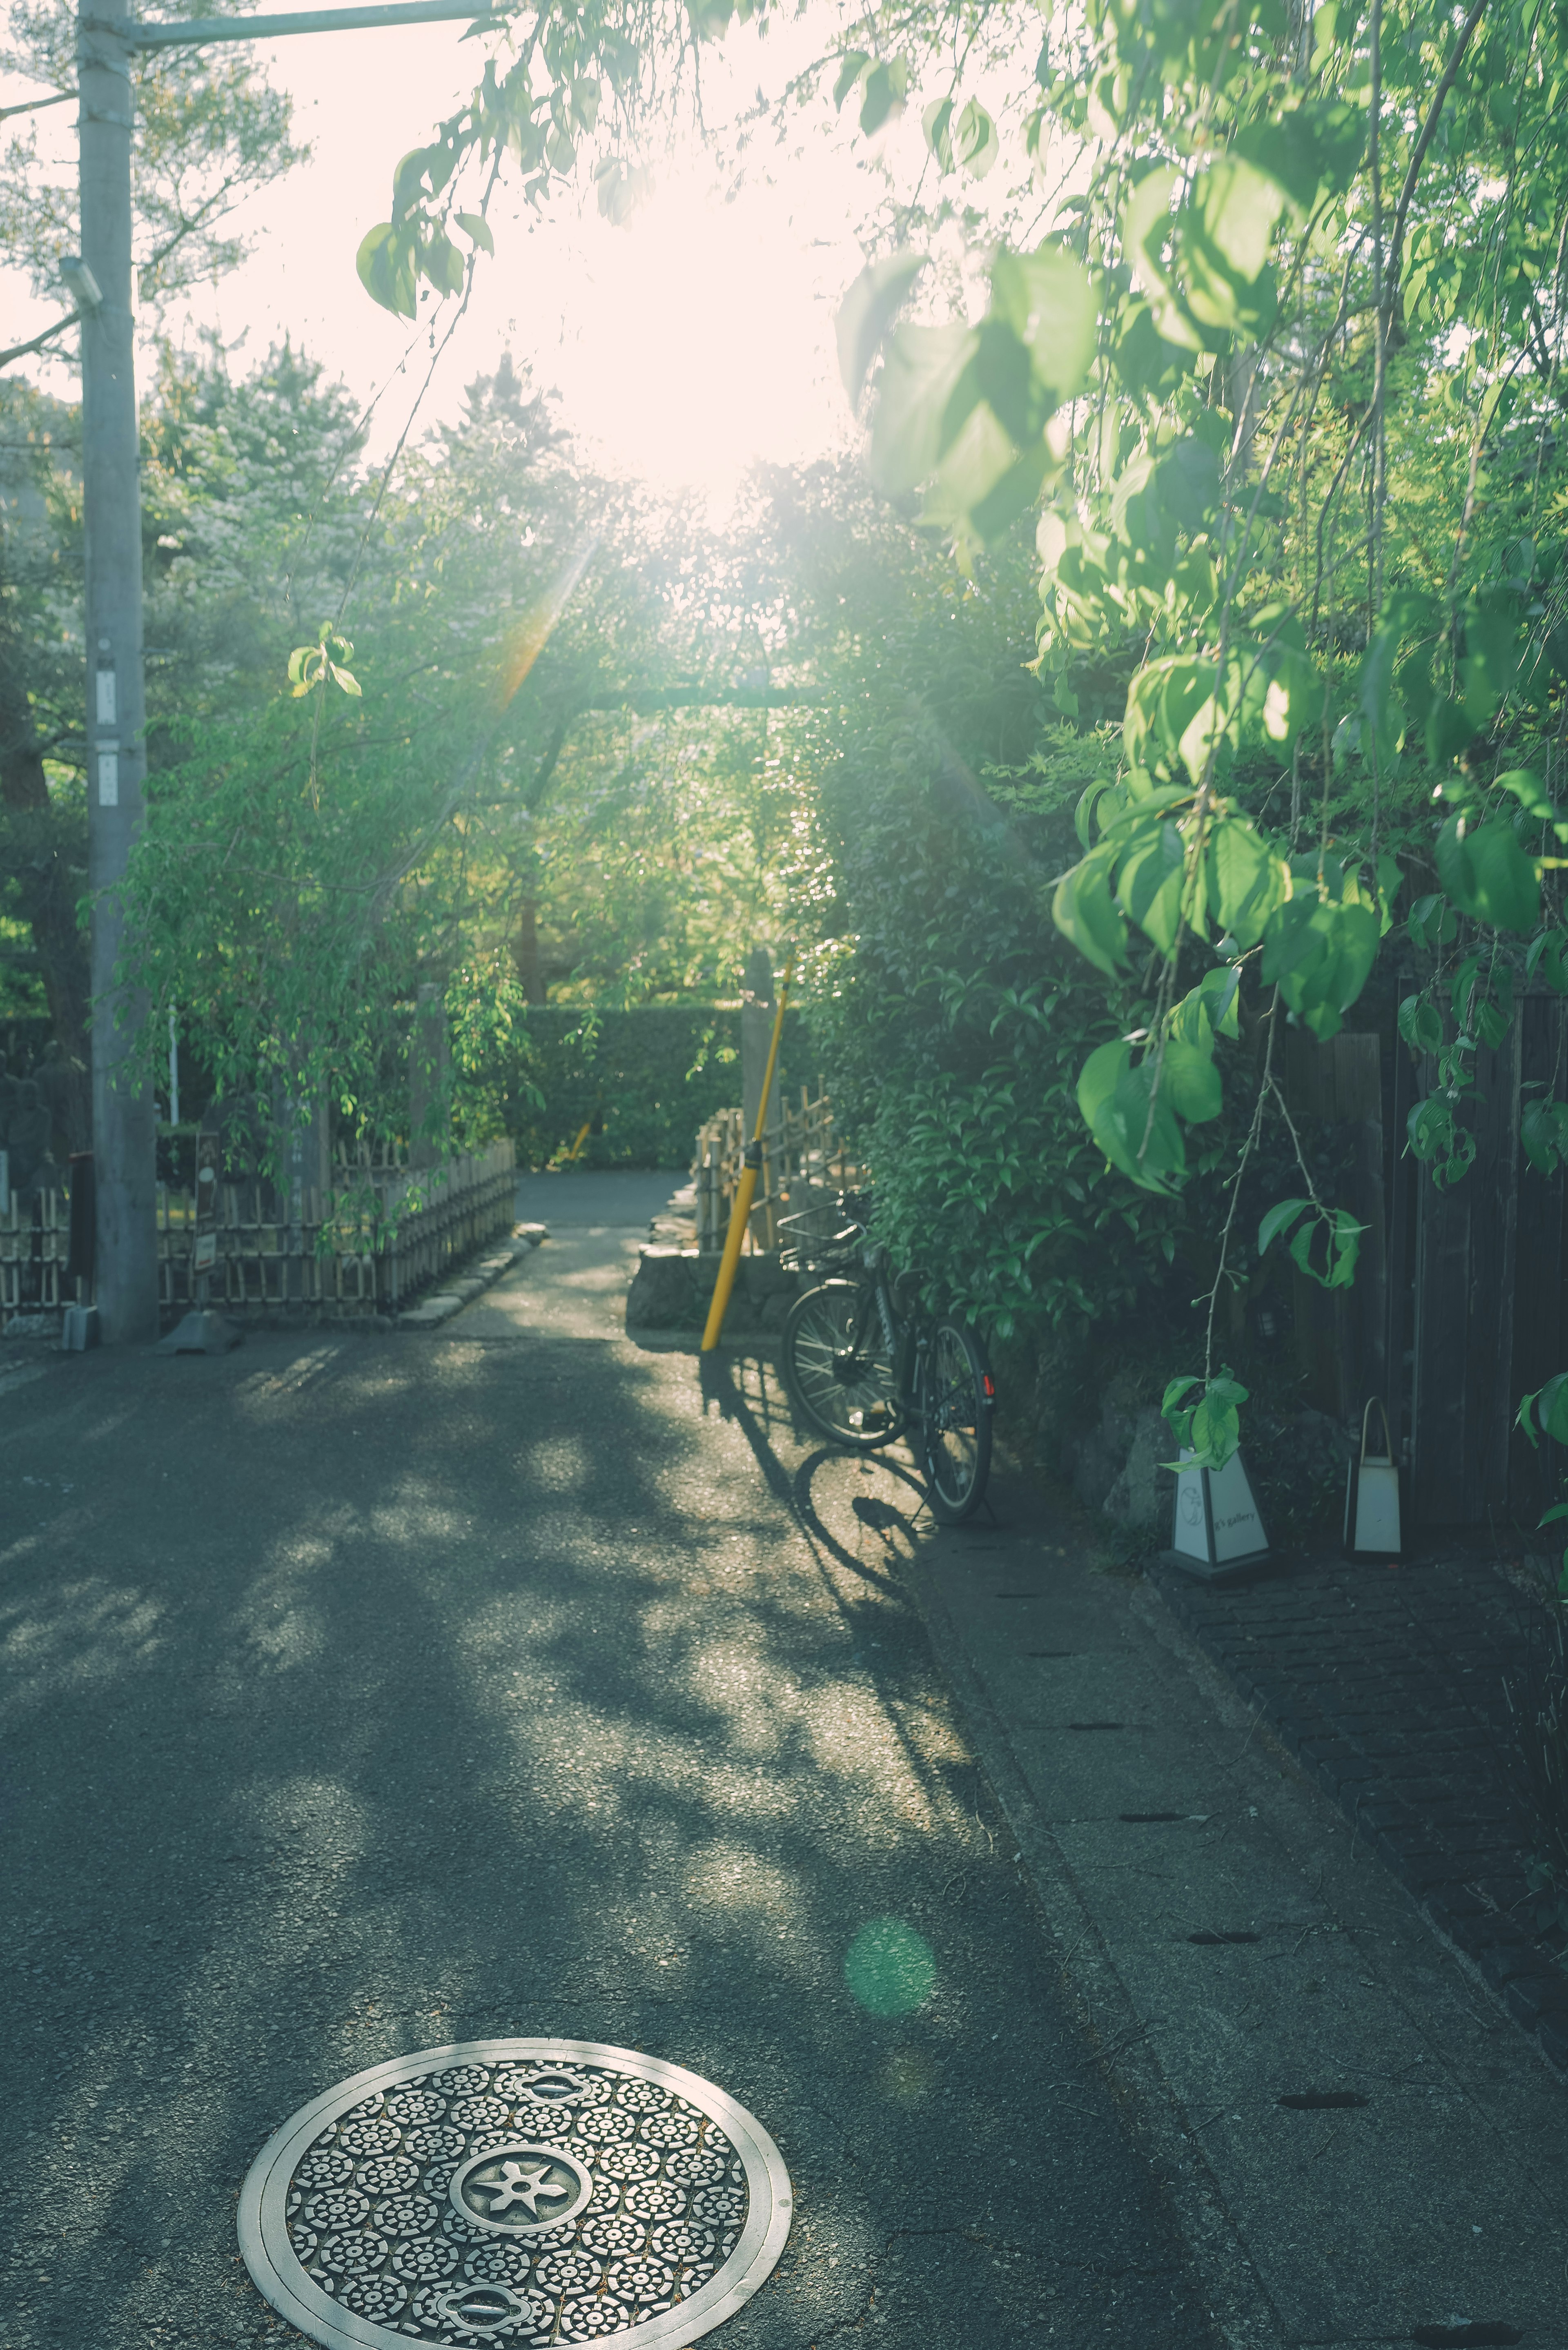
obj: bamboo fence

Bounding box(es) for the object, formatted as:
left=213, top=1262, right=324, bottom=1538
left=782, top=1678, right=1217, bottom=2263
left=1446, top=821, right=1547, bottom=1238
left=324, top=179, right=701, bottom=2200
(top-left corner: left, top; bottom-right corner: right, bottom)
left=692, top=1087, right=857, bottom=1254
left=2, top=1140, right=516, bottom=1325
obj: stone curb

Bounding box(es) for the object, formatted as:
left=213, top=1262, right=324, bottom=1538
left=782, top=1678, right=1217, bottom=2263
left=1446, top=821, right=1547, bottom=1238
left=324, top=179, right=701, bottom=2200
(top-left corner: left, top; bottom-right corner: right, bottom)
left=396, top=1225, right=546, bottom=1330
left=1153, top=1558, right=1568, bottom=2078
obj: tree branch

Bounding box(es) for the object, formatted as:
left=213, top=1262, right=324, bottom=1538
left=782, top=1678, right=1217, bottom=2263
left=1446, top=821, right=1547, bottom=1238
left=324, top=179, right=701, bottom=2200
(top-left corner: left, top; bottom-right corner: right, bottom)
left=0, top=312, right=80, bottom=372
left=1386, top=0, right=1492, bottom=292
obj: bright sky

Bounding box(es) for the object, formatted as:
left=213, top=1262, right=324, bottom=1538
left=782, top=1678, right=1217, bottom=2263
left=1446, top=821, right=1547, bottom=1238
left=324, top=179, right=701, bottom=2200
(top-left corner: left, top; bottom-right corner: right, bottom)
left=4, top=11, right=890, bottom=504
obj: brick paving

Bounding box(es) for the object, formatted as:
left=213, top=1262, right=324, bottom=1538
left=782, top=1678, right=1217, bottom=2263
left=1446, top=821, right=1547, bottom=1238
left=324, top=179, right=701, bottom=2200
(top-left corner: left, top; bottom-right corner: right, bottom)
left=1153, top=1550, right=1568, bottom=2075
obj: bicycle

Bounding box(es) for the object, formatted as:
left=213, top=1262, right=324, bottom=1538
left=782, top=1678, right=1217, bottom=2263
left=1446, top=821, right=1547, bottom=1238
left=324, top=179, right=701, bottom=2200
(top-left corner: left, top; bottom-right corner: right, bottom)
left=777, top=1189, right=995, bottom=1524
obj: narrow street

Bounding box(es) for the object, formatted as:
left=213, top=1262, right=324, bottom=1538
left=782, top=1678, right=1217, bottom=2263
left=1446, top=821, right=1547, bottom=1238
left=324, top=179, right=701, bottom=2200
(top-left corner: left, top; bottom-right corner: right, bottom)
left=1, top=1179, right=1221, bottom=2350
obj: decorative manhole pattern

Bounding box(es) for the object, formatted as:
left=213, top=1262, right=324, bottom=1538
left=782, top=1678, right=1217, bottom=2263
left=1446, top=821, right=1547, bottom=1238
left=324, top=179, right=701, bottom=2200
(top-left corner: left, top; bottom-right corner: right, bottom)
left=239, top=2039, right=792, bottom=2350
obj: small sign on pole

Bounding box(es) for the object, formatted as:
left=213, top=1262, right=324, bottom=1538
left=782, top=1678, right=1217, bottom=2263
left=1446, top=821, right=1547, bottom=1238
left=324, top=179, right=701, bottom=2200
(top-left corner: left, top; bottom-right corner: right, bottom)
left=193, top=1132, right=220, bottom=1282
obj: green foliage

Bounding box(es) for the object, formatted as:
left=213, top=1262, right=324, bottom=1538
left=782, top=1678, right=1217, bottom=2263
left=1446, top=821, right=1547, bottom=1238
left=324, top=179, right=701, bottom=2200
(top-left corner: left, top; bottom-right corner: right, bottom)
left=100, top=342, right=804, bottom=1172
left=502, top=1003, right=798, bottom=1167
left=1160, top=1369, right=1247, bottom=1472
left=1519, top=1375, right=1568, bottom=1452
left=1257, top=1196, right=1364, bottom=1290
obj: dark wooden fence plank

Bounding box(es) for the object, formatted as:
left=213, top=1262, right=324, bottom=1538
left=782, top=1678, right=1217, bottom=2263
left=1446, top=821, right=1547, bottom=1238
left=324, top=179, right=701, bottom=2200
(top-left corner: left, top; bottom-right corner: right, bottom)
left=1412, top=1029, right=1519, bottom=1524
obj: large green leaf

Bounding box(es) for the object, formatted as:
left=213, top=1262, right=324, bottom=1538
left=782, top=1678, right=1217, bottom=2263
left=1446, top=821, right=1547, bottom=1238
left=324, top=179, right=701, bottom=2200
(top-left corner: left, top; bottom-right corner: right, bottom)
left=1434, top=815, right=1541, bottom=934
left=1179, top=158, right=1283, bottom=336
left=1054, top=849, right=1128, bottom=976
left=1162, top=1038, right=1223, bottom=1121
left=952, top=96, right=998, bottom=176
left=1076, top=1040, right=1186, bottom=1192
left=1457, top=592, right=1520, bottom=729
left=1116, top=818, right=1187, bottom=951
left=867, top=323, right=975, bottom=495
left=989, top=245, right=1098, bottom=405
left=1209, top=817, right=1285, bottom=947
left=356, top=223, right=417, bottom=319
left=1262, top=897, right=1381, bottom=1038
left=836, top=249, right=927, bottom=407
left=1232, top=98, right=1364, bottom=214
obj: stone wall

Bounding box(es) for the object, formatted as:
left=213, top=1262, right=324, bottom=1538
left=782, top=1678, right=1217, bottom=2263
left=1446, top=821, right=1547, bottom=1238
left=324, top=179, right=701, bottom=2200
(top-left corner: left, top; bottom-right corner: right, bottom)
left=625, top=1247, right=805, bottom=1342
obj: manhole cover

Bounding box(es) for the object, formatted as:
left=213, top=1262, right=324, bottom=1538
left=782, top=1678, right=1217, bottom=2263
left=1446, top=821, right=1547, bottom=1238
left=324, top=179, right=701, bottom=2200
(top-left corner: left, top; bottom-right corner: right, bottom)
left=238, top=2039, right=791, bottom=2349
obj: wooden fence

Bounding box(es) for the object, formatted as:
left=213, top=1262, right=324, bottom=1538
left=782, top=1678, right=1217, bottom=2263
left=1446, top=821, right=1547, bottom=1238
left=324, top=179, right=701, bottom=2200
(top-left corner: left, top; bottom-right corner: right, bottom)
left=0, top=1187, right=69, bottom=1317
left=693, top=1088, right=858, bottom=1253
left=1280, top=1006, right=1568, bottom=1530
left=2, top=1139, right=516, bottom=1325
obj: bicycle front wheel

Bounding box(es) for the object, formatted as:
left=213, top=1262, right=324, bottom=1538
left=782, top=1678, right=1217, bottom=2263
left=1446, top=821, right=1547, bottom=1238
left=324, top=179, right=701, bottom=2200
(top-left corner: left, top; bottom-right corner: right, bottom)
left=782, top=1280, right=905, bottom=1450
left=919, top=1320, right=994, bottom=1522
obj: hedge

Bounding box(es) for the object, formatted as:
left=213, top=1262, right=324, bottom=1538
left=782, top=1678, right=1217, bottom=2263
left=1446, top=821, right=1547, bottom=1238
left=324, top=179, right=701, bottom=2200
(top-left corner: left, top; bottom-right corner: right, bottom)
left=504, top=1005, right=811, bottom=1169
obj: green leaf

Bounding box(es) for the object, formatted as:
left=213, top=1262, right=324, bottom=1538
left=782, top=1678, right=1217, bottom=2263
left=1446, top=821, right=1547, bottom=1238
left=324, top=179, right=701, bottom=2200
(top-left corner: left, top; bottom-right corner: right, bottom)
left=1196, top=962, right=1242, bottom=1039
left=1258, top=1196, right=1311, bottom=1256
left=836, top=250, right=927, bottom=408
left=1458, top=591, right=1520, bottom=728
left=1521, top=1097, right=1568, bottom=1173
left=1189, top=1374, right=1246, bottom=1470
left=1497, top=768, right=1568, bottom=843
left=1435, top=815, right=1541, bottom=933
left=1113, top=301, right=1196, bottom=396
left=989, top=244, right=1098, bottom=407
left=1074, top=778, right=1116, bottom=849
left=1398, top=996, right=1443, bottom=1053
left=1519, top=1371, right=1568, bottom=1448
left=1161, top=1038, right=1222, bottom=1121
left=1263, top=897, right=1380, bottom=1038
left=455, top=210, right=494, bottom=256
left=859, top=58, right=909, bottom=136
left=1054, top=848, right=1128, bottom=976
left=922, top=95, right=955, bottom=170
left=1180, top=158, right=1285, bottom=336
left=966, top=440, right=1054, bottom=541
left=1527, top=929, right=1568, bottom=992
left=328, top=663, right=362, bottom=697
left=423, top=231, right=466, bottom=296
left=832, top=48, right=869, bottom=109
left=953, top=97, right=998, bottom=176
left=1076, top=1039, right=1185, bottom=1192
left=1209, top=817, right=1285, bottom=949
left=392, top=145, right=434, bottom=214
left=1116, top=817, right=1186, bottom=952
left=355, top=222, right=417, bottom=319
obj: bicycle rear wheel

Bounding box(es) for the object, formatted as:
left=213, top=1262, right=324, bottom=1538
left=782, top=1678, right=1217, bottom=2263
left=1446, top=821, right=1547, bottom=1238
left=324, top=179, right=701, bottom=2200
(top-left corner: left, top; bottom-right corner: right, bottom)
left=919, top=1320, right=994, bottom=1522
left=782, top=1280, right=904, bottom=1450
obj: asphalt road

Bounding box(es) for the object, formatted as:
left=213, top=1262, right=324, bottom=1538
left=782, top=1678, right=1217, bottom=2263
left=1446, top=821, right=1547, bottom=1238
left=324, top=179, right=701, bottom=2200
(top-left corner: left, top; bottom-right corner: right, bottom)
left=0, top=1205, right=1222, bottom=2350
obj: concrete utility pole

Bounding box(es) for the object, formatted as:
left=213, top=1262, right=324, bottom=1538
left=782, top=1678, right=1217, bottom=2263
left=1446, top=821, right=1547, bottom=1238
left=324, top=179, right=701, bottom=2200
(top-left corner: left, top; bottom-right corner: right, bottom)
left=75, top=0, right=489, bottom=1341
left=79, top=8, right=155, bottom=1343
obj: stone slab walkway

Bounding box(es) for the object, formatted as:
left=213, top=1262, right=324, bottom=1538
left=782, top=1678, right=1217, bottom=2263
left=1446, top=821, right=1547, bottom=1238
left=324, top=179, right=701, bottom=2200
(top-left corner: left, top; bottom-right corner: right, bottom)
left=1154, top=1552, right=1568, bottom=2076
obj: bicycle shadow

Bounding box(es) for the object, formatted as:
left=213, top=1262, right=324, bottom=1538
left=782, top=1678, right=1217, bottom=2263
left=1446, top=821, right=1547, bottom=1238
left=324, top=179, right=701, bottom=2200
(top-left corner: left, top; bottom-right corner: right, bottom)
left=697, top=1346, right=931, bottom=1589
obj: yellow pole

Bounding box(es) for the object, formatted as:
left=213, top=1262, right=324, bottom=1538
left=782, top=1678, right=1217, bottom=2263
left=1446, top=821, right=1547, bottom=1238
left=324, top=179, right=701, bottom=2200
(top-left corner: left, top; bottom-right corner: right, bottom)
left=701, top=955, right=794, bottom=1352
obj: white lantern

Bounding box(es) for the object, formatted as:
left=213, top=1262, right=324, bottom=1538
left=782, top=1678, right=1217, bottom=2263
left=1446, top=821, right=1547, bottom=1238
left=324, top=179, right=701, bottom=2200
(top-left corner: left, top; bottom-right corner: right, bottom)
left=1166, top=1445, right=1270, bottom=1581
left=1343, top=1399, right=1402, bottom=1561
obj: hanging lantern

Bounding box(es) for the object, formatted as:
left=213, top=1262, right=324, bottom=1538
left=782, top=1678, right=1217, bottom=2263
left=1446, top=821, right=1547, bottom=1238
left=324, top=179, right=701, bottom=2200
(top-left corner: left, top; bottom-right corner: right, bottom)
left=1166, top=1446, right=1270, bottom=1582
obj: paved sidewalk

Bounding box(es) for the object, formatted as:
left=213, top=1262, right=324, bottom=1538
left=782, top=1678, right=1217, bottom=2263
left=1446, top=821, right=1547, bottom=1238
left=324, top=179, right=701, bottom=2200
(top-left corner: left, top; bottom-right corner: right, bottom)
left=1155, top=1552, right=1568, bottom=2077
left=771, top=1428, right=1568, bottom=2350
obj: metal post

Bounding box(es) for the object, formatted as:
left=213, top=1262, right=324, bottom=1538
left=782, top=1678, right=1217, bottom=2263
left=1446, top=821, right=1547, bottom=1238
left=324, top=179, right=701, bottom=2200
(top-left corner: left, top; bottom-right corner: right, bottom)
left=79, top=4, right=158, bottom=1342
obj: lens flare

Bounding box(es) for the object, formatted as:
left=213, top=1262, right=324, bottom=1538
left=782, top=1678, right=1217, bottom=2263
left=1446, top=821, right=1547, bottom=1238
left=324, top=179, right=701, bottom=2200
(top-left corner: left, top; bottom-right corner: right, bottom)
left=490, top=531, right=598, bottom=718
left=844, top=1918, right=937, bottom=2018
